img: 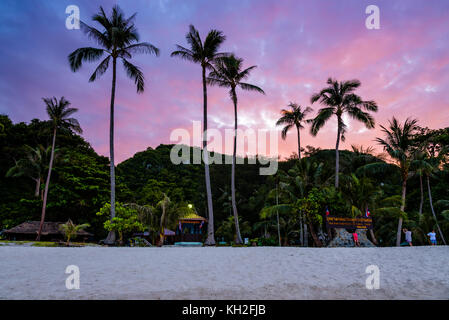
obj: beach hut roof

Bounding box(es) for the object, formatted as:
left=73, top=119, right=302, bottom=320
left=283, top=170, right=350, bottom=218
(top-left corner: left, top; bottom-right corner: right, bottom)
left=179, top=212, right=207, bottom=221
left=164, top=228, right=175, bottom=236
left=4, top=221, right=93, bottom=236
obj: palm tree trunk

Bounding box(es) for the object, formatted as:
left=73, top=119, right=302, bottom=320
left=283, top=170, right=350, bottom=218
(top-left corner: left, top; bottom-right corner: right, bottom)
left=303, top=223, right=308, bottom=247
left=276, top=183, right=281, bottom=246
left=308, top=222, right=322, bottom=247
left=299, top=212, right=304, bottom=246
left=159, top=232, right=165, bottom=246
left=105, top=57, right=117, bottom=245
left=426, top=175, right=447, bottom=245
left=369, top=229, right=378, bottom=245
left=296, top=125, right=301, bottom=160
left=365, top=205, right=378, bottom=245
left=202, top=66, right=215, bottom=246
left=36, top=127, right=57, bottom=241
left=419, top=174, right=423, bottom=216
left=396, top=178, right=407, bottom=246
left=231, top=89, right=243, bottom=245
left=34, top=177, right=40, bottom=198
left=335, top=119, right=341, bottom=188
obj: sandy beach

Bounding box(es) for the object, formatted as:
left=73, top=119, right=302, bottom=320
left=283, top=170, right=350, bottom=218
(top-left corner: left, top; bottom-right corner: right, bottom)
left=0, top=246, right=448, bottom=300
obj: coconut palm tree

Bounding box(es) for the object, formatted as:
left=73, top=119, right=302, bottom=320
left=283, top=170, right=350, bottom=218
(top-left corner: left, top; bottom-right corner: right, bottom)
left=419, top=147, right=448, bottom=245
left=171, top=25, right=227, bottom=245
left=375, top=117, right=419, bottom=246
left=276, top=103, right=313, bottom=160
left=207, top=55, right=265, bottom=244
left=340, top=173, right=381, bottom=245
left=310, top=78, right=378, bottom=187
left=124, top=203, right=159, bottom=244
left=6, top=144, right=51, bottom=199
left=157, top=195, right=188, bottom=246
left=36, top=97, right=82, bottom=241
left=411, top=151, right=428, bottom=216
left=283, top=158, right=331, bottom=246
left=68, top=5, right=159, bottom=244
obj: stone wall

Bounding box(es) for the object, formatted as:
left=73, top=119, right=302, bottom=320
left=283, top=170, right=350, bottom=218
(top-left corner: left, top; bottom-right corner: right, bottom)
left=327, top=228, right=375, bottom=247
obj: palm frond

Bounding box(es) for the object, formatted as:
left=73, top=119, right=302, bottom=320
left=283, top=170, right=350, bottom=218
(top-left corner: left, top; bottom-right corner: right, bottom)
left=80, top=21, right=110, bottom=49
left=122, top=59, right=145, bottom=93
left=122, top=42, right=160, bottom=56
left=281, top=124, right=293, bottom=140
left=68, top=47, right=104, bottom=72
left=310, top=107, right=334, bottom=136
left=89, top=56, right=111, bottom=82
left=239, top=82, right=265, bottom=94
left=171, top=45, right=196, bottom=61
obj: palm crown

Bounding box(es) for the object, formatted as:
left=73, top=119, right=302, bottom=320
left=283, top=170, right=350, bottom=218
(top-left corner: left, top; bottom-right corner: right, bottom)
left=376, top=117, right=419, bottom=169
left=171, top=25, right=227, bottom=69
left=43, top=97, right=82, bottom=134
left=6, top=144, right=50, bottom=178
left=207, top=55, right=265, bottom=101
left=68, top=5, right=159, bottom=92
left=310, top=78, right=378, bottom=140
left=276, top=103, right=313, bottom=140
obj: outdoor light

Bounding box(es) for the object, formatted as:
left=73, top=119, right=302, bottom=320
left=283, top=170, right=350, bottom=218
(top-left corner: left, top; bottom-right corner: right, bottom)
left=188, top=204, right=193, bottom=209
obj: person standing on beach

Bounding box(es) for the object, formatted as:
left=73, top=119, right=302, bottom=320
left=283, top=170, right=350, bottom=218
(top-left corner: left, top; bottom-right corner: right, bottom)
left=427, top=230, right=437, bottom=246
left=403, top=228, right=413, bottom=246
left=352, top=231, right=360, bottom=247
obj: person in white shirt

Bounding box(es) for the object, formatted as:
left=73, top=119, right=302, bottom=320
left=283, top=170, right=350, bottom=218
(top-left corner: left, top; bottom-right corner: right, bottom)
left=403, top=228, right=412, bottom=246
left=427, top=230, right=437, bottom=246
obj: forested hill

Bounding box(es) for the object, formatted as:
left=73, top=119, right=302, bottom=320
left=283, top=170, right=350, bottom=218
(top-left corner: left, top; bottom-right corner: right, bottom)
left=0, top=115, right=111, bottom=237
left=116, top=144, right=272, bottom=231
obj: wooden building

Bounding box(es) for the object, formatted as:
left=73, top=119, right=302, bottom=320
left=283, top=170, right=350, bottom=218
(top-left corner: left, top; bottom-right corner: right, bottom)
left=3, top=221, right=93, bottom=241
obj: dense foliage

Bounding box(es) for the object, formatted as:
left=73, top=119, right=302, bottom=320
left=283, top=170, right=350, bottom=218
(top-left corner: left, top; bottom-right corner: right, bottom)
left=1, top=114, right=448, bottom=246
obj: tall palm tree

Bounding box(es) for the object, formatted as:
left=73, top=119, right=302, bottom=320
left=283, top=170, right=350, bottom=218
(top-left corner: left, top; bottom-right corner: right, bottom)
left=36, top=97, right=82, bottom=241
left=275, top=159, right=327, bottom=246
left=68, top=5, right=159, bottom=244
left=310, top=78, right=378, bottom=187
left=376, top=117, right=419, bottom=246
left=171, top=25, right=227, bottom=245
left=412, top=151, right=428, bottom=216
left=207, top=55, right=265, bottom=244
left=276, top=103, right=313, bottom=160
left=420, top=147, right=448, bottom=245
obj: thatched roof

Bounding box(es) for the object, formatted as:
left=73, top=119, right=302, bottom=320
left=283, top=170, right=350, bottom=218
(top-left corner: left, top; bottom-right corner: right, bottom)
left=179, top=213, right=207, bottom=222
left=4, top=221, right=93, bottom=236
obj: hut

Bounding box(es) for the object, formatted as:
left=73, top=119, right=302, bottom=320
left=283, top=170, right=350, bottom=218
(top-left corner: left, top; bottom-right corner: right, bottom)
left=174, top=213, right=207, bottom=245
left=3, top=221, right=93, bottom=242
left=163, top=228, right=176, bottom=245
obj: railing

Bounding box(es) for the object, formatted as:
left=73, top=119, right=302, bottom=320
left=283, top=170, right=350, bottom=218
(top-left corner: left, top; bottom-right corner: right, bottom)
left=174, top=234, right=203, bottom=243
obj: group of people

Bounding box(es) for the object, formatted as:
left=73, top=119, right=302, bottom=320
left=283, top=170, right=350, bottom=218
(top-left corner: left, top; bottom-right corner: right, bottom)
left=350, top=229, right=439, bottom=247
left=402, top=228, right=438, bottom=246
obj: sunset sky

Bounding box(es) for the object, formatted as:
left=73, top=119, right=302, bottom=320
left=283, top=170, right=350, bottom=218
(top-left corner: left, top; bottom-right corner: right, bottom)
left=1, top=0, right=448, bottom=163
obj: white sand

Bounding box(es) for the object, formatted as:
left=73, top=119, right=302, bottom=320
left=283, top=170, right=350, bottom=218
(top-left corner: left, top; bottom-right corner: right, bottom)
left=0, top=246, right=448, bottom=299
